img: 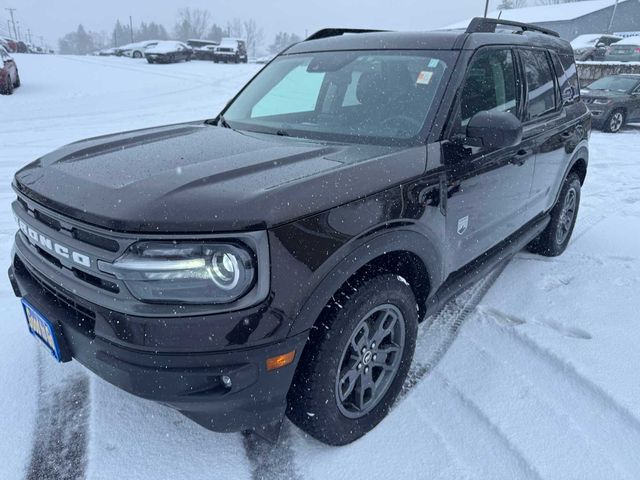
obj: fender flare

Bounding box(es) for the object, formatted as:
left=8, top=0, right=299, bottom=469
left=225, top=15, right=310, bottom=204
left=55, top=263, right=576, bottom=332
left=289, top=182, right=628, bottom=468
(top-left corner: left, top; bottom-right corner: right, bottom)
left=552, top=142, right=589, bottom=207
left=288, top=227, right=444, bottom=337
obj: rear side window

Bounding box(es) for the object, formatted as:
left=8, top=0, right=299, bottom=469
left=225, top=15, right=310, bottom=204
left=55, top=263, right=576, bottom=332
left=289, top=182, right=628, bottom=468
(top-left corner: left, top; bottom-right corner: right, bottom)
left=520, top=49, right=557, bottom=121
left=559, top=53, right=580, bottom=98
left=457, top=48, right=519, bottom=128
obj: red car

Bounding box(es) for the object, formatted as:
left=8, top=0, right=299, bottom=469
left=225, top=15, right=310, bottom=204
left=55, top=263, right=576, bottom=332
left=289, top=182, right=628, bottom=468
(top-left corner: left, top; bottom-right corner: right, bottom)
left=1, top=46, right=20, bottom=95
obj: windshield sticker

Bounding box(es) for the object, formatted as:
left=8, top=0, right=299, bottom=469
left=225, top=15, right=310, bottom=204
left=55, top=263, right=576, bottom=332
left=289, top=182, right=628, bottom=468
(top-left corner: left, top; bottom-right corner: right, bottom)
left=417, top=71, right=434, bottom=85
left=428, top=59, right=439, bottom=68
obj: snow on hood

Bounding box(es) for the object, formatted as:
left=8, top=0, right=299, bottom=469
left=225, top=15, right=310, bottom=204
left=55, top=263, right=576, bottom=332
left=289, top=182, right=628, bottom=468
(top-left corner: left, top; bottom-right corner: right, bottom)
left=145, top=42, right=187, bottom=54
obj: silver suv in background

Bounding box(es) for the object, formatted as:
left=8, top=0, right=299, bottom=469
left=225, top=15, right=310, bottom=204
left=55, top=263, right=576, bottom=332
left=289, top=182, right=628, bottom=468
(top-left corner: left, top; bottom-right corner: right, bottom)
left=213, top=38, right=248, bottom=63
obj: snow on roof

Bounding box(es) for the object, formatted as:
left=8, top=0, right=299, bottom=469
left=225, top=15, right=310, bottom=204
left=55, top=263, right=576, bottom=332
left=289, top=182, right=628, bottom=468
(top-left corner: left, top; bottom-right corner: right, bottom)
left=445, top=0, right=629, bottom=30
left=616, top=35, right=640, bottom=44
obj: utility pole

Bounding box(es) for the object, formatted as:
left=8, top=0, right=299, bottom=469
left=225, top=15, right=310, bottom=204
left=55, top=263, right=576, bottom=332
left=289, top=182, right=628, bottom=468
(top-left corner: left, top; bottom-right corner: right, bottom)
left=27, top=28, right=32, bottom=44
left=607, top=0, right=620, bottom=34
left=484, top=0, right=490, bottom=17
left=5, top=7, right=18, bottom=39
left=129, top=16, right=134, bottom=42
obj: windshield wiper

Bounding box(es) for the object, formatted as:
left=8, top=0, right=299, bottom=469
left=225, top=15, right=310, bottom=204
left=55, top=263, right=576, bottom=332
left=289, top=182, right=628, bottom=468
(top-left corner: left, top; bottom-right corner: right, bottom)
left=205, top=115, right=232, bottom=128
left=276, top=129, right=290, bottom=137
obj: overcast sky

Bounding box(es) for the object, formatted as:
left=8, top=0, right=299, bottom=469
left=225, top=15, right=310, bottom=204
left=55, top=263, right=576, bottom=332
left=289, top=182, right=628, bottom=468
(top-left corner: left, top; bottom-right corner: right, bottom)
left=1, top=0, right=500, bottom=49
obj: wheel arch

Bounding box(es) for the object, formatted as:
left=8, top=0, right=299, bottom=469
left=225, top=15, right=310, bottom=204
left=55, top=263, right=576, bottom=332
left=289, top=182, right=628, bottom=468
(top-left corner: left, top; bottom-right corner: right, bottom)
left=288, top=228, right=443, bottom=339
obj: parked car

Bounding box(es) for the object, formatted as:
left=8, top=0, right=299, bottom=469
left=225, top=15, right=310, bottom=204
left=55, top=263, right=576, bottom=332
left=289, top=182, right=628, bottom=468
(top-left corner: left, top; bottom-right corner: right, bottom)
left=0, top=46, right=20, bottom=94
left=193, top=45, right=217, bottom=61
left=9, top=18, right=589, bottom=446
left=1, top=37, right=17, bottom=53
left=604, top=36, right=640, bottom=62
left=187, top=39, right=219, bottom=50
left=571, top=33, right=622, bottom=61
left=254, top=54, right=275, bottom=64
left=213, top=38, right=248, bottom=63
left=145, top=41, right=192, bottom=63
left=119, top=41, right=160, bottom=59
left=581, top=74, right=640, bottom=132
left=97, top=47, right=117, bottom=56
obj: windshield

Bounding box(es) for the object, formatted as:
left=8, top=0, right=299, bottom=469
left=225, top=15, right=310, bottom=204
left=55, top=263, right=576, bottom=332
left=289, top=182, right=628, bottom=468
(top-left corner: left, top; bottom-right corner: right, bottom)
left=587, top=76, right=639, bottom=93
left=223, top=50, right=453, bottom=144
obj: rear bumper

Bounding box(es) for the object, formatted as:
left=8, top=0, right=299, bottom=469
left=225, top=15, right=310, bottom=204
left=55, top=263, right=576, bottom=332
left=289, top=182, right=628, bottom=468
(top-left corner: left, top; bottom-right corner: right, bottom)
left=9, top=254, right=308, bottom=432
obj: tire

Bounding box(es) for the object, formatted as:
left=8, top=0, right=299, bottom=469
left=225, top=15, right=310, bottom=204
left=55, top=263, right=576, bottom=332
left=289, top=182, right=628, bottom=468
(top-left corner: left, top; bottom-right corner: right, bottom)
left=133, top=51, right=142, bottom=59
left=287, top=274, right=418, bottom=445
left=147, top=59, right=154, bottom=64
left=603, top=109, right=625, bottom=133
left=528, top=172, right=581, bottom=257
left=1, top=75, right=13, bottom=95
left=14, top=72, right=20, bottom=88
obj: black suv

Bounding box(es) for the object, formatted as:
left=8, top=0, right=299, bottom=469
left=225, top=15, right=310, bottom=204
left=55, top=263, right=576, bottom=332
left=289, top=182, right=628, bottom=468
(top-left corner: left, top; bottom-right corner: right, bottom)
left=9, top=18, right=589, bottom=446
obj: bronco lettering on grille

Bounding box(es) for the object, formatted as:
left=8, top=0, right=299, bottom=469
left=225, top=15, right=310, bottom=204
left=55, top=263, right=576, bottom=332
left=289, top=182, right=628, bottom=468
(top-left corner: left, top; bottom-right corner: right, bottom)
left=15, top=215, right=91, bottom=268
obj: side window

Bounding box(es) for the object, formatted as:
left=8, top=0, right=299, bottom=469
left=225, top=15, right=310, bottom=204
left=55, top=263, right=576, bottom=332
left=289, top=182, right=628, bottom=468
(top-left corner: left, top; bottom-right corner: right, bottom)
left=550, top=52, right=574, bottom=105
left=457, top=48, right=519, bottom=129
left=520, top=49, right=557, bottom=121
left=559, top=53, right=580, bottom=98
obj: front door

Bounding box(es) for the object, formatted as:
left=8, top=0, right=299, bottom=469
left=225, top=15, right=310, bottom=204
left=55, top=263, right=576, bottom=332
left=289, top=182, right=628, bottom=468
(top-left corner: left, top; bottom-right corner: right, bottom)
left=442, top=47, right=535, bottom=272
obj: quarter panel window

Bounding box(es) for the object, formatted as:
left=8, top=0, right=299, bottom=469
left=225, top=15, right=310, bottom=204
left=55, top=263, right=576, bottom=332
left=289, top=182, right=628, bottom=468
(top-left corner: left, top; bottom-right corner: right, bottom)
left=520, top=49, right=557, bottom=121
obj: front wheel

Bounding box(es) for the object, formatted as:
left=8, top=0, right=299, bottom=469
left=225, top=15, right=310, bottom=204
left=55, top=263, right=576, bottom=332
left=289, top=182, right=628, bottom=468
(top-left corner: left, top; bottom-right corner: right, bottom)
left=1, top=76, right=13, bottom=95
left=603, top=109, right=625, bottom=133
left=287, top=274, right=418, bottom=445
left=132, top=51, right=142, bottom=59
left=528, top=172, right=581, bottom=257
left=14, top=72, right=20, bottom=88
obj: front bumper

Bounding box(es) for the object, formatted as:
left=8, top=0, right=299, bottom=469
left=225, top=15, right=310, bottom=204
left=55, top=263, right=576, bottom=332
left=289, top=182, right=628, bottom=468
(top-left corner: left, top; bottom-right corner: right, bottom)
left=9, top=253, right=308, bottom=432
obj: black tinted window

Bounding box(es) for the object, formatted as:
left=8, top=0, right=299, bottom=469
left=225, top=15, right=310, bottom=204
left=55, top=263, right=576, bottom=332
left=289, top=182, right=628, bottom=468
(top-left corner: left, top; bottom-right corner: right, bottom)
left=520, top=49, right=557, bottom=120
left=457, top=48, right=519, bottom=129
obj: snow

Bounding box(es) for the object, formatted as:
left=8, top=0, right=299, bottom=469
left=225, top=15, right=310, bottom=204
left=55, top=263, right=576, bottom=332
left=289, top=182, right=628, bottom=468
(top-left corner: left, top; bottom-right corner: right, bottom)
left=446, top=0, right=628, bottom=30
left=145, top=41, right=189, bottom=54
left=2, top=53, right=640, bottom=479
left=616, top=36, right=640, bottom=45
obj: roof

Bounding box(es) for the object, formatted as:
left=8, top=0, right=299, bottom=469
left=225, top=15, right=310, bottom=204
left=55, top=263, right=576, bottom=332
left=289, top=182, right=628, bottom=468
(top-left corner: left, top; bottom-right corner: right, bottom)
left=446, top=0, right=630, bottom=29
left=286, top=28, right=571, bottom=55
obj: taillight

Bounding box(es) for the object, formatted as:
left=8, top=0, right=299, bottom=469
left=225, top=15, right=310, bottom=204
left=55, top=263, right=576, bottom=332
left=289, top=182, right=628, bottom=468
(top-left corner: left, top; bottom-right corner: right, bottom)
left=635, top=48, right=640, bottom=53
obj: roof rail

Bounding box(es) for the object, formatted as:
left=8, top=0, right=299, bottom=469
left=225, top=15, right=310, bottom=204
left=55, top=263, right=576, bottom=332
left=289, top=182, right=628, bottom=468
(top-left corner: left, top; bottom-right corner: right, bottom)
left=466, top=17, right=560, bottom=38
left=305, top=28, right=389, bottom=42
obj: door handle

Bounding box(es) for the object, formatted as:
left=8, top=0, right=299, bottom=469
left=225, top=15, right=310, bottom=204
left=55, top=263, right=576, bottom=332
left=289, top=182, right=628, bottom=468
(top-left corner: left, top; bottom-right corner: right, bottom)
left=510, top=149, right=532, bottom=166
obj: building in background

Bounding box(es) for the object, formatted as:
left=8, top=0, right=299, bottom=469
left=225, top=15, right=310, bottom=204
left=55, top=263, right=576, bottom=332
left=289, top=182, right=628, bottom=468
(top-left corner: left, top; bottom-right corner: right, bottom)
left=447, top=0, right=640, bottom=40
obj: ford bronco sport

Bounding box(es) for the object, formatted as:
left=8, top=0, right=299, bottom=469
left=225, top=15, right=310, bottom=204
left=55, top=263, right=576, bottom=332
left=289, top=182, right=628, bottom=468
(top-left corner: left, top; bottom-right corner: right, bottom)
left=9, top=18, right=589, bottom=446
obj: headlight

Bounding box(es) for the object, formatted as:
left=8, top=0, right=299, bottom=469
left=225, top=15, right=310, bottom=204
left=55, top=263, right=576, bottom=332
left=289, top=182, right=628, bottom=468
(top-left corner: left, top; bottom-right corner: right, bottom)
left=593, top=99, right=611, bottom=105
left=98, top=242, right=255, bottom=304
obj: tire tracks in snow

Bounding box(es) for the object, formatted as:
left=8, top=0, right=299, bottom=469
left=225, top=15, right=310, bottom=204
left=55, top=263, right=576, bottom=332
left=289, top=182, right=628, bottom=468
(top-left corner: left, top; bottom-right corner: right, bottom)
left=243, top=262, right=509, bottom=480
left=25, top=350, right=90, bottom=480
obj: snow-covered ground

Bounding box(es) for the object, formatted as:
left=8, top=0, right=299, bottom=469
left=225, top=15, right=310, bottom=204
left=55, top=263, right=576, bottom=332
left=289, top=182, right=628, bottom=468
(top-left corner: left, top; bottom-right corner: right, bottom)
left=1, top=53, right=640, bottom=480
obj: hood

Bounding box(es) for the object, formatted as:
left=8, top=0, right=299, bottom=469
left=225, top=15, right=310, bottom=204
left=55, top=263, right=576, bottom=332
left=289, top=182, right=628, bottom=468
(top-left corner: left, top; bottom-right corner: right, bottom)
left=582, top=89, right=629, bottom=100
left=14, top=123, right=426, bottom=233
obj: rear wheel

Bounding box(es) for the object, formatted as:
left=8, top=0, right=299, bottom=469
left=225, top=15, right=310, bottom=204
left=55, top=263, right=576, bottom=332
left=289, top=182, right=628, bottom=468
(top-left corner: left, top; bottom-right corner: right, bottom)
left=287, top=274, right=418, bottom=445
left=603, top=109, right=625, bottom=133
left=528, top=172, right=581, bottom=257
left=14, top=72, right=20, bottom=87
left=132, top=51, right=142, bottom=59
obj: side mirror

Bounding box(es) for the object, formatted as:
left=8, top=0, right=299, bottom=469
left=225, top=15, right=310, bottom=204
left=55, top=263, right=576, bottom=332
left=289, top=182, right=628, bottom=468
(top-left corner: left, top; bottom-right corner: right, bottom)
left=466, top=111, right=523, bottom=150
left=595, top=42, right=606, bottom=48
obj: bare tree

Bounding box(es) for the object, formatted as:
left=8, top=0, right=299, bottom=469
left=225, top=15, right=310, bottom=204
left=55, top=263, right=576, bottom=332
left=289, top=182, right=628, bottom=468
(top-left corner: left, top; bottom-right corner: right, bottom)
left=226, top=18, right=243, bottom=38
left=174, top=8, right=211, bottom=41
left=243, top=18, right=264, bottom=57
left=536, top=0, right=584, bottom=5
left=498, top=0, right=528, bottom=8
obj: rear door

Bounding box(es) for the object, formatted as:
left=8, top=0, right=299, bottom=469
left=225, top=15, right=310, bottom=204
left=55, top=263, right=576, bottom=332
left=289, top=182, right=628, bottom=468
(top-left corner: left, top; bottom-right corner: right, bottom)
left=442, top=47, right=535, bottom=272
left=520, top=48, right=577, bottom=215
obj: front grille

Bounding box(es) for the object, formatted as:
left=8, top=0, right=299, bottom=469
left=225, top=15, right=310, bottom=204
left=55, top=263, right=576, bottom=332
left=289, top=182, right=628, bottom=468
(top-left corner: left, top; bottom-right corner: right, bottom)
left=15, top=256, right=96, bottom=335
